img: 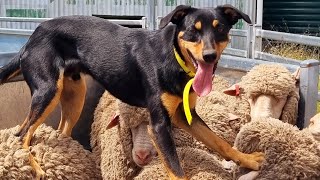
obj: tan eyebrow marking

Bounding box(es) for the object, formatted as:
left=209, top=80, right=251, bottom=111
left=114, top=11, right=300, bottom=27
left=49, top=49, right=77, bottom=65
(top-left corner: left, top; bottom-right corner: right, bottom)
left=195, top=21, right=202, bottom=30
left=212, top=20, right=219, bottom=28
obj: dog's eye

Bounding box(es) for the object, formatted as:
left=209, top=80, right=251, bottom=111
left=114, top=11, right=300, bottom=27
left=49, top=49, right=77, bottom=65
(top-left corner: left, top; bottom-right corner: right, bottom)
left=182, top=28, right=200, bottom=42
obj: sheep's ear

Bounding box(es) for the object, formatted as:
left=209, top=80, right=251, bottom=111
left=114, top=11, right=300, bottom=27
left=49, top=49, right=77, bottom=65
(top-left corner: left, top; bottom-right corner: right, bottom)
left=292, top=68, right=300, bottom=84
left=106, top=113, right=120, bottom=129
left=215, top=4, right=252, bottom=25
left=159, top=5, right=192, bottom=29
left=223, top=84, right=241, bottom=96
left=228, top=113, right=239, bottom=121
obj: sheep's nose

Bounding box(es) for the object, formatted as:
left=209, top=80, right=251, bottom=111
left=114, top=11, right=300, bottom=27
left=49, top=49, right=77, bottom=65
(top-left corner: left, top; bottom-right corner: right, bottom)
left=203, top=49, right=217, bottom=63
left=135, top=149, right=151, bottom=162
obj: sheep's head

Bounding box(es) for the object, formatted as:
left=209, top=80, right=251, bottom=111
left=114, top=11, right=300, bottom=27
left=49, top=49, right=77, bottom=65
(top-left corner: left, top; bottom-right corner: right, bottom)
left=106, top=101, right=158, bottom=167
left=224, top=64, right=299, bottom=124
left=308, top=113, right=320, bottom=141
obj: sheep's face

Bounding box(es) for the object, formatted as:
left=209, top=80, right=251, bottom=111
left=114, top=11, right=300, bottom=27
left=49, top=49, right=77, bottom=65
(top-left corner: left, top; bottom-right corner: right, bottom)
left=248, top=94, right=287, bottom=120
left=131, top=122, right=158, bottom=167
left=308, top=113, right=320, bottom=141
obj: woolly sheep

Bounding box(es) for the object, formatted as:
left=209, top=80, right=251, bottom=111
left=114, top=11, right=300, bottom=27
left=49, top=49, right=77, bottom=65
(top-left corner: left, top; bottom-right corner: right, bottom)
left=90, top=91, right=157, bottom=180
left=308, top=113, right=320, bottom=141
left=234, top=117, right=320, bottom=180
left=171, top=76, right=246, bottom=153
left=0, top=124, right=101, bottom=180
left=224, top=64, right=299, bottom=125
left=91, top=76, right=238, bottom=179
left=132, top=76, right=246, bottom=179
left=134, top=147, right=232, bottom=180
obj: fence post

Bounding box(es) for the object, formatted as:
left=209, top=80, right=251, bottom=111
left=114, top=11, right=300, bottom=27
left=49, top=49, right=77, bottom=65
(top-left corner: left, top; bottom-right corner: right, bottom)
left=141, top=17, right=147, bottom=29
left=147, top=0, right=155, bottom=30
left=247, top=24, right=253, bottom=58
left=251, top=24, right=262, bottom=59
left=297, top=59, right=319, bottom=129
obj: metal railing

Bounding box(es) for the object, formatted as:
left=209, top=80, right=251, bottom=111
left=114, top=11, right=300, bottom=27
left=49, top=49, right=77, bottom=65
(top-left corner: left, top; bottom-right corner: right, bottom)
left=0, top=17, right=148, bottom=28
left=251, top=25, right=320, bottom=63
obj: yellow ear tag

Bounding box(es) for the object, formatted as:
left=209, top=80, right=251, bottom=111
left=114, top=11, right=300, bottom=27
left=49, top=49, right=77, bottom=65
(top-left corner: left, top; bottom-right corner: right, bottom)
left=183, top=78, right=194, bottom=125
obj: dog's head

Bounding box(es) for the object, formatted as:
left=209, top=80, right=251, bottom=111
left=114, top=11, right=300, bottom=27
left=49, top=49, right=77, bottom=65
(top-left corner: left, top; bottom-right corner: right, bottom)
left=160, top=4, right=251, bottom=96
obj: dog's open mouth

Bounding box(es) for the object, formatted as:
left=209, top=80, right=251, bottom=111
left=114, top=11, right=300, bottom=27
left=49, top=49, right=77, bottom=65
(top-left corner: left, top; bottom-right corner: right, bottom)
left=187, top=50, right=216, bottom=97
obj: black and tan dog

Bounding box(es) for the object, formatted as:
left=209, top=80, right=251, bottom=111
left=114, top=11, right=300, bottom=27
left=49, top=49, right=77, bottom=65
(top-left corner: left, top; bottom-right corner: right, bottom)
left=0, top=4, right=264, bottom=179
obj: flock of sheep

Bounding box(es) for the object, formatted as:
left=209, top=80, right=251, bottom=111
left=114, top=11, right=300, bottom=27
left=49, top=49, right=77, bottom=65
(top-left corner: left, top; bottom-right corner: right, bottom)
left=1, top=64, right=320, bottom=180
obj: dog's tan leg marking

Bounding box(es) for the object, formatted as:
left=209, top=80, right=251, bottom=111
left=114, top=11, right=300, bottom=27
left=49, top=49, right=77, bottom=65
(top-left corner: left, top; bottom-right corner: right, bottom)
left=147, top=126, right=188, bottom=180
left=172, top=104, right=265, bottom=170
left=150, top=92, right=188, bottom=180
left=161, top=92, right=182, bottom=117
left=17, top=117, right=29, bottom=135
left=22, top=72, right=64, bottom=180
left=60, top=76, right=86, bottom=136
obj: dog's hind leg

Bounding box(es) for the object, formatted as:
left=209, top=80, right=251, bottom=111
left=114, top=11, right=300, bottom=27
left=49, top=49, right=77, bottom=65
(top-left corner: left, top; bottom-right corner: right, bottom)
left=16, top=70, right=64, bottom=179
left=58, top=75, right=86, bottom=136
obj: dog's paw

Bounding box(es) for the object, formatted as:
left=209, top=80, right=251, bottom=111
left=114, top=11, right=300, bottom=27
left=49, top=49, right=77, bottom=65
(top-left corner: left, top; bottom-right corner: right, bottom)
left=239, top=152, right=265, bottom=170
left=36, top=169, right=45, bottom=180
left=169, top=175, right=189, bottom=180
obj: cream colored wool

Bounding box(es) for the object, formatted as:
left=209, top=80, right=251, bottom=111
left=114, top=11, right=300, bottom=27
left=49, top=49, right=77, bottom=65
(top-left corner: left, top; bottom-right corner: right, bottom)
left=91, top=91, right=150, bottom=180
left=237, top=64, right=299, bottom=124
left=91, top=76, right=237, bottom=179
left=195, top=75, right=250, bottom=147
left=234, top=118, right=320, bottom=180
left=212, top=75, right=231, bottom=92
left=134, top=147, right=232, bottom=180
left=309, top=113, right=320, bottom=141
left=0, top=125, right=101, bottom=180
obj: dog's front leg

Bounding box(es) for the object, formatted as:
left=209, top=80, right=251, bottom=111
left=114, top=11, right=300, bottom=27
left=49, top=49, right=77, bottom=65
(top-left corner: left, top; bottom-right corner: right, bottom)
left=172, top=104, right=265, bottom=171
left=147, top=95, right=187, bottom=180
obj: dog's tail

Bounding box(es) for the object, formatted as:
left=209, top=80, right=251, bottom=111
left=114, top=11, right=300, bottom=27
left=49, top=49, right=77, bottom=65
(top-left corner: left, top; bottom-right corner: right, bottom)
left=0, top=49, right=23, bottom=85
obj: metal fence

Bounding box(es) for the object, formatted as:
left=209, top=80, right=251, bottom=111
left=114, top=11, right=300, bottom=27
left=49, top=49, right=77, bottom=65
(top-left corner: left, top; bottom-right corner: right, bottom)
left=0, top=0, right=254, bottom=29
left=0, top=0, right=254, bottom=49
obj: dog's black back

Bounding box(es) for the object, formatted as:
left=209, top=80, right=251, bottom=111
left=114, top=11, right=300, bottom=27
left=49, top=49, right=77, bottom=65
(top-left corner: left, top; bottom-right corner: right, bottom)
left=23, top=15, right=184, bottom=108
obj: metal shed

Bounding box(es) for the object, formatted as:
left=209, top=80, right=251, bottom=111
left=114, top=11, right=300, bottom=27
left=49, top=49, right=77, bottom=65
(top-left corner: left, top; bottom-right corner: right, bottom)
left=263, top=0, right=320, bottom=35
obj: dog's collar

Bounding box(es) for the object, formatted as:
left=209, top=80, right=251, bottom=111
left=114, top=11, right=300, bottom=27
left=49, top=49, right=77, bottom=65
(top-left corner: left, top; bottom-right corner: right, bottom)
left=173, top=48, right=195, bottom=125
left=183, top=78, right=194, bottom=125
left=173, top=48, right=195, bottom=77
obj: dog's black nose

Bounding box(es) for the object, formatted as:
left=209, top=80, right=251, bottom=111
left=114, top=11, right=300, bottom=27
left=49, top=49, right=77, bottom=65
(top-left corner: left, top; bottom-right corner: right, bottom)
left=203, top=49, right=217, bottom=63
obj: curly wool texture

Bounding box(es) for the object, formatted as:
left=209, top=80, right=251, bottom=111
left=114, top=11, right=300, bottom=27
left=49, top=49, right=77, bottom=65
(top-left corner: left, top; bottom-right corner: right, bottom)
left=173, top=76, right=247, bottom=153
left=91, top=91, right=150, bottom=180
left=240, top=64, right=295, bottom=99
left=234, top=118, right=320, bottom=180
left=0, top=125, right=101, bottom=180
left=195, top=75, right=250, bottom=147
left=238, top=64, right=298, bottom=124
left=134, top=147, right=232, bottom=180
left=212, top=75, right=231, bottom=92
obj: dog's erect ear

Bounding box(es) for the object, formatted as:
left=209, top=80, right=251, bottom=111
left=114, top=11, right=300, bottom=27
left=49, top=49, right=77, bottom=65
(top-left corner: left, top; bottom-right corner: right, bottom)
left=159, top=5, right=192, bottom=29
left=216, top=4, right=252, bottom=25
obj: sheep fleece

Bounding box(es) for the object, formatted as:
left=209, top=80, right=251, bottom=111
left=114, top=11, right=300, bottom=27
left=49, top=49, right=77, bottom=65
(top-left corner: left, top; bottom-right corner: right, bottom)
left=134, top=147, right=232, bottom=180
left=0, top=125, right=101, bottom=180
left=234, top=118, right=320, bottom=180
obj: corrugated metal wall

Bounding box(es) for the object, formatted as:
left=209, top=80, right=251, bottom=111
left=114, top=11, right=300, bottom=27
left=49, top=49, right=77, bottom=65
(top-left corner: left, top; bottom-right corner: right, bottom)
left=0, top=0, right=253, bottom=29
left=0, top=0, right=253, bottom=49
left=263, top=0, right=320, bottom=35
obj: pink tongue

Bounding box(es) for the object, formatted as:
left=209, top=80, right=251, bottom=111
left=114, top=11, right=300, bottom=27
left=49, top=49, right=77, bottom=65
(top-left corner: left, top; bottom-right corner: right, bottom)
left=192, top=63, right=214, bottom=97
